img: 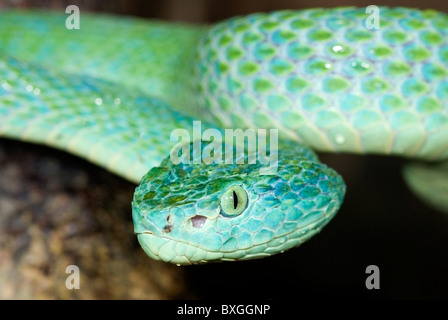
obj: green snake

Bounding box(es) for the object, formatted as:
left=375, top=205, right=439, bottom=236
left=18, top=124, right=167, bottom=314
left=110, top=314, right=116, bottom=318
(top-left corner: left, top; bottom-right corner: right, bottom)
left=0, top=7, right=447, bottom=265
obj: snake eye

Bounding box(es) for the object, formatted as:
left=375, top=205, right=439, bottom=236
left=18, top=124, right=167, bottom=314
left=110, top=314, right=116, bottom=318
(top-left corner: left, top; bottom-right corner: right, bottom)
left=220, top=185, right=248, bottom=217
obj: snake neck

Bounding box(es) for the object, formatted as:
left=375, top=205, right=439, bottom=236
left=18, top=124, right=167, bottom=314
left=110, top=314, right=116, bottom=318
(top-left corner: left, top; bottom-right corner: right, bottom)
left=0, top=10, right=206, bottom=115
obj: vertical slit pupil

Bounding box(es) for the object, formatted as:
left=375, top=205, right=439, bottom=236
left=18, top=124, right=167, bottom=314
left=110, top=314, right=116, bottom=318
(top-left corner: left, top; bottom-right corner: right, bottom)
left=233, top=190, right=238, bottom=209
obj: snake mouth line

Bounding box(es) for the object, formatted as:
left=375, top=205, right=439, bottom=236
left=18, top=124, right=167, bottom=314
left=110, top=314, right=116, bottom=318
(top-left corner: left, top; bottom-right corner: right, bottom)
left=139, top=231, right=154, bottom=235
left=135, top=204, right=339, bottom=265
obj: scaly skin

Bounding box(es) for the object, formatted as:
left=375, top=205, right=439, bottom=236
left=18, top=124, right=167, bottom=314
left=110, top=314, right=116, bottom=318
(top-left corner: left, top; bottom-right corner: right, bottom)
left=0, top=7, right=447, bottom=264
left=0, top=10, right=204, bottom=115
left=196, top=7, right=448, bottom=158
left=132, top=143, right=345, bottom=264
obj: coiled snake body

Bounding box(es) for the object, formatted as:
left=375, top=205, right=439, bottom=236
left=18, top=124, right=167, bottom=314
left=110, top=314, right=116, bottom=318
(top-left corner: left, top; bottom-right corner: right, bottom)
left=0, top=7, right=447, bottom=265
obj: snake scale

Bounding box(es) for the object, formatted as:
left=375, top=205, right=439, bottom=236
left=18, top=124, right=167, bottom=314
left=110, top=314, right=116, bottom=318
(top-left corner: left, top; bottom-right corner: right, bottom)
left=0, top=7, right=447, bottom=265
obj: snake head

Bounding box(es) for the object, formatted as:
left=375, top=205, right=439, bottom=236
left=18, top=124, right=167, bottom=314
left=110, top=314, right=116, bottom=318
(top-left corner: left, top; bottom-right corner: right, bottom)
left=132, top=144, right=345, bottom=265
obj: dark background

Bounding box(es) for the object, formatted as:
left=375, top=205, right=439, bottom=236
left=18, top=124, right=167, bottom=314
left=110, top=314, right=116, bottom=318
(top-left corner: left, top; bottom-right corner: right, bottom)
left=0, top=0, right=447, bottom=299
left=1, top=0, right=447, bottom=23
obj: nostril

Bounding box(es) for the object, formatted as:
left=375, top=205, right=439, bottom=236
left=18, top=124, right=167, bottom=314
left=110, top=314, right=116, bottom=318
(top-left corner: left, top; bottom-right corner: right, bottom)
left=191, top=215, right=207, bottom=228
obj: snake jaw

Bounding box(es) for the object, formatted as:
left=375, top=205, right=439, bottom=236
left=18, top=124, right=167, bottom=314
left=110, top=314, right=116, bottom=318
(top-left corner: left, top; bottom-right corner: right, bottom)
left=135, top=232, right=178, bottom=263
